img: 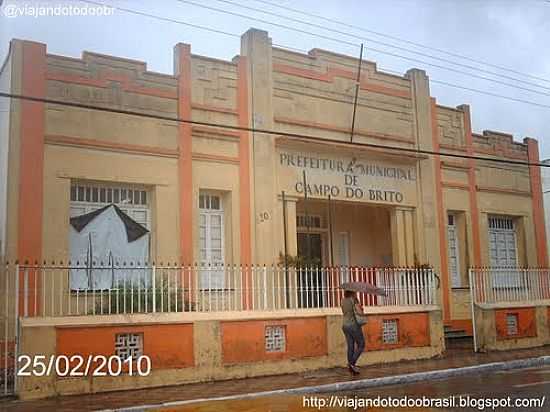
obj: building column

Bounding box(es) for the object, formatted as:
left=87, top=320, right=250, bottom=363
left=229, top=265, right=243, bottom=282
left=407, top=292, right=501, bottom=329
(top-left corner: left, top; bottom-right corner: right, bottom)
left=237, top=57, right=252, bottom=265
left=17, top=40, right=46, bottom=317
left=280, top=195, right=298, bottom=258
left=408, top=69, right=448, bottom=320
left=525, top=138, right=548, bottom=268
left=430, top=97, right=451, bottom=322
left=391, top=208, right=415, bottom=266
left=174, top=43, right=193, bottom=264
left=458, top=104, right=482, bottom=268
left=240, top=29, right=277, bottom=264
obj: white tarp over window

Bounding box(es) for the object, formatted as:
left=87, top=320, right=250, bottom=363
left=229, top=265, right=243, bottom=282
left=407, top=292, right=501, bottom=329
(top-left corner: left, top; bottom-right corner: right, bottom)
left=69, top=205, right=150, bottom=290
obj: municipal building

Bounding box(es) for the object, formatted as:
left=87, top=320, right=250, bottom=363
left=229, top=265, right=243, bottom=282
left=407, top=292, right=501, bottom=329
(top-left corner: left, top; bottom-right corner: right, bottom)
left=0, top=28, right=547, bottom=337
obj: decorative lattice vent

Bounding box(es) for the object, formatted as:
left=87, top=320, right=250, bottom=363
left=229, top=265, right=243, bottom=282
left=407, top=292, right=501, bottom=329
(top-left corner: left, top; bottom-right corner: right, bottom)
left=506, top=314, right=519, bottom=336
left=115, top=333, right=144, bottom=360
left=382, top=319, right=399, bottom=344
left=265, top=325, right=286, bottom=352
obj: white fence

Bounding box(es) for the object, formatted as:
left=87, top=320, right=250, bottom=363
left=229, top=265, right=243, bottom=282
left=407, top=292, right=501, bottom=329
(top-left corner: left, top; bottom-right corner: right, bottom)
left=469, top=267, right=550, bottom=304
left=2, top=263, right=438, bottom=318
left=0, top=262, right=437, bottom=396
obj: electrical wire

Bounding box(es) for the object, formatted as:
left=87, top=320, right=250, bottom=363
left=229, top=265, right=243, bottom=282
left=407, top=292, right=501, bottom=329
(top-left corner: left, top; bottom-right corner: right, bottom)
left=0, top=91, right=546, bottom=168
left=212, top=0, right=550, bottom=92
left=173, top=0, right=550, bottom=98
left=271, top=51, right=550, bottom=111
left=247, top=0, right=550, bottom=85
left=78, top=0, right=550, bottom=111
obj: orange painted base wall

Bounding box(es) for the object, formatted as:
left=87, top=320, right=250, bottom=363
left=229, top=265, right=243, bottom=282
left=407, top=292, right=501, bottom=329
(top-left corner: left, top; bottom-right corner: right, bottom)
left=222, top=317, right=327, bottom=364
left=447, top=319, right=473, bottom=336
left=495, top=308, right=537, bottom=340
left=57, top=323, right=194, bottom=369
left=364, top=313, right=431, bottom=350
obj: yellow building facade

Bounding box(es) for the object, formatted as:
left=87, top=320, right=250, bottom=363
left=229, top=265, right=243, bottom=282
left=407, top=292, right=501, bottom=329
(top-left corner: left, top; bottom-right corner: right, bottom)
left=1, top=28, right=547, bottom=330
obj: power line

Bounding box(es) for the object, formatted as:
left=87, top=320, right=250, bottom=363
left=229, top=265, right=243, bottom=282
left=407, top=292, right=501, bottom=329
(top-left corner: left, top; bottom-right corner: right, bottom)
left=0, top=91, right=546, bottom=168
left=80, top=0, right=242, bottom=39
left=247, top=0, right=550, bottom=85
left=174, top=0, right=550, bottom=99
left=271, top=50, right=550, bottom=111
left=79, top=0, right=550, bottom=111
left=212, top=0, right=550, bottom=92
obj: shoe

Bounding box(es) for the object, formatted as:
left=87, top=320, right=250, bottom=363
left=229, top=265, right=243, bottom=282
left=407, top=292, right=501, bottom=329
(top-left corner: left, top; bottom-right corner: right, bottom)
left=348, top=364, right=360, bottom=376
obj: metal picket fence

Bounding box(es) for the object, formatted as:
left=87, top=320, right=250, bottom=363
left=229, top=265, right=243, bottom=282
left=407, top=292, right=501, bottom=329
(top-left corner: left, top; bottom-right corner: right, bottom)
left=4, top=262, right=438, bottom=317
left=0, top=261, right=438, bottom=395
left=469, top=267, right=550, bottom=304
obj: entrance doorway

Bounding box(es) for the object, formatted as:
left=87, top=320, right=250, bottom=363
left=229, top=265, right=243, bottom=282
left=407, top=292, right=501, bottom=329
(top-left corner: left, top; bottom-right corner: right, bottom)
left=297, top=232, right=326, bottom=308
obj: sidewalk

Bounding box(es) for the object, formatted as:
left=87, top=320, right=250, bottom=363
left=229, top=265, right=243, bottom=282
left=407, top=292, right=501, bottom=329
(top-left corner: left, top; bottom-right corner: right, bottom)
left=1, top=345, right=549, bottom=412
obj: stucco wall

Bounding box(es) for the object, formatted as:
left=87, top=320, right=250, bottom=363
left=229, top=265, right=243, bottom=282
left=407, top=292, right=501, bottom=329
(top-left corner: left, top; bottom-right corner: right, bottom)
left=0, top=45, right=12, bottom=259
left=3, top=31, right=547, bottom=327
left=473, top=303, right=550, bottom=352
left=17, top=306, right=444, bottom=400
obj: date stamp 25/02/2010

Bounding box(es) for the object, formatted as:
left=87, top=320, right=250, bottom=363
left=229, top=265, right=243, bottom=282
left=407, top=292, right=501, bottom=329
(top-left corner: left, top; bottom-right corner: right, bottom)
left=16, top=354, right=151, bottom=377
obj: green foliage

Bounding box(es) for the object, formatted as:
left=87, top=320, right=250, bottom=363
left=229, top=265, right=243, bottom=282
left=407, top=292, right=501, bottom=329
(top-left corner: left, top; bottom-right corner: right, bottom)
left=91, top=280, right=195, bottom=314
left=278, top=252, right=321, bottom=268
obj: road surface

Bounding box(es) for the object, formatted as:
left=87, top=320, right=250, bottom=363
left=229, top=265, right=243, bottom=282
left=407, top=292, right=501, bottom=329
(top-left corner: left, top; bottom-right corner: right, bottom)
left=161, top=365, right=550, bottom=411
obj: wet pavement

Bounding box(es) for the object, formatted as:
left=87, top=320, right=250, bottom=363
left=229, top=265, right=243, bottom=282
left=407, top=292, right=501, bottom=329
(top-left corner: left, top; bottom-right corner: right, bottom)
left=0, top=346, right=549, bottom=411
left=160, top=365, right=550, bottom=411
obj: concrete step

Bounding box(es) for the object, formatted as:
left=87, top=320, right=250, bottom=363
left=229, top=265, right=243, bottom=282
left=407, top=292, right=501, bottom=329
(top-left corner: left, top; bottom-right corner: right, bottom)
left=445, top=330, right=471, bottom=339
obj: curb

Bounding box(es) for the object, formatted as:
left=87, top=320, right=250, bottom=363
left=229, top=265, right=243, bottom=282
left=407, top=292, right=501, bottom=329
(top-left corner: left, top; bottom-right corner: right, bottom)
left=108, top=355, right=550, bottom=411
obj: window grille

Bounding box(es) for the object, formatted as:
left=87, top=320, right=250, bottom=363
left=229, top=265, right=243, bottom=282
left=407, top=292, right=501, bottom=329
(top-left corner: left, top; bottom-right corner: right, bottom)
left=296, top=215, right=322, bottom=229
left=506, top=314, right=519, bottom=336
left=70, top=182, right=149, bottom=229
left=265, top=325, right=286, bottom=352
left=382, top=319, right=399, bottom=344
left=199, top=192, right=224, bottom=288
left=488, top=215, right=517, bottom=270
left=199, top=194, right=221, bottom=210
left=447, top=214, right=461, bottom=288
left=115, top=333, right=144, bottom=360
left=489, top=217, right=514, bottom=230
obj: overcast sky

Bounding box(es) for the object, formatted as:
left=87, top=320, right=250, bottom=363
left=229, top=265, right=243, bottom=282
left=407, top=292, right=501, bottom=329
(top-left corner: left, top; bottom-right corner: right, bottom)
left=2, top=0, right=550, bottom=158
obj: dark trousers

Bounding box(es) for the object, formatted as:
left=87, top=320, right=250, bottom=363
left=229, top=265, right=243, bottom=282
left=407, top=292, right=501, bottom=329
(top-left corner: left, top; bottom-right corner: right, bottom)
left=342, top=323, right=365, bottom=366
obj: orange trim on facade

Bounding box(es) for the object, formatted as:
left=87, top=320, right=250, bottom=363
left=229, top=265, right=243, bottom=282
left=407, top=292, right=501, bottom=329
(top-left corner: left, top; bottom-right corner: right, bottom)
left=442, top=181, right=470, bottom=190
left=191, top=152, right=240, bottom=165
left=46, top=71, right=177, bottom=99
left=473, top=146, right=528, bottom=161
left=272, top=63, right=411, bottom=99
left=441, top=160, right=469, bottom=169
left=442, top=181, right=531, bottom=197
left=191, top=125, right=240, bottom=139
left=237, top=58, right=252, bottom=270
left=430, top=98, right=451, bottom=323
left=176, top=44, right=193, bottom=264
left=526, top=138, right=549, bottom=269
left=221, top=317, right=327, bottom=364
left=495, top=307, right=537, bottom=340
left=45, top=135, right=179, bottom=158
left=462, top=106, right=482, bottom=267
left=439, top=143, right=468, bottom=153
left=446, top=319, right=473, bottom=336
left=56, top=324, right=194, bottom=369
left=439, top=143, right=528, bottom=161
left=18, top=41, right=46, bottom=316
left=191, top=103, right=238, bottom=115
left=275, top=117, right=415, bottom=144
left=476, top=186, right=531, bottom=197
left=363, top=313, right=431, bottom=350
